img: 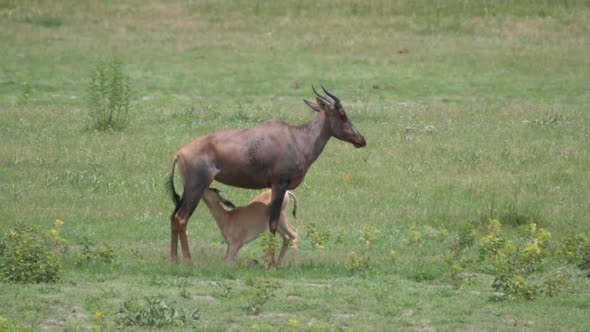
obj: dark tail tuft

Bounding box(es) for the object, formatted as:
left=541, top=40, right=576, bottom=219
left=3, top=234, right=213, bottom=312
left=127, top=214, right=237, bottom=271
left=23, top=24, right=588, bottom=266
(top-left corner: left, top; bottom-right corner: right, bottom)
left=167, top=158, right=181, bottom=208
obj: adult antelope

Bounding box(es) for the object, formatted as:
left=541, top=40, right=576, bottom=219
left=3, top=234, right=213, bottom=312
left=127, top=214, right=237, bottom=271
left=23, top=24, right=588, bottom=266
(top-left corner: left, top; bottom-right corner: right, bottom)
left=168, top=86, right=366, bottom=264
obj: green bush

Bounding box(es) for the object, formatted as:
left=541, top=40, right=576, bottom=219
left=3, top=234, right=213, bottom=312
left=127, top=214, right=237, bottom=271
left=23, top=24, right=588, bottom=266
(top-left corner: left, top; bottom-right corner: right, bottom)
left=87, top=57, right=131, bottom=131
left=75, top=235, right=118, bottom=267
left=0, top=220, right=67, bottom=283
left=444, top=219, right=576, bottom=300
left=116, top=296, right=199, bottom=328
left=346, top=251, right=371, bottom=274
left=558, top=233, right=590, bottom=269
left=246, top=279, right=280, bottom=315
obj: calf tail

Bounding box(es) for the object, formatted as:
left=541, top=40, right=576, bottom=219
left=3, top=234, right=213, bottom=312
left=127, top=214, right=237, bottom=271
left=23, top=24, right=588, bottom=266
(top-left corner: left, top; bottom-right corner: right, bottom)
left=287, top=191, right=298, bottom=219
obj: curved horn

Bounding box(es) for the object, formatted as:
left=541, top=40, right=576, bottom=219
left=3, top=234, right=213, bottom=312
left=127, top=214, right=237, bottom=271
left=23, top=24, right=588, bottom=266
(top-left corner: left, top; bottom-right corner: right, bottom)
left=312, top=85, right=332, bottom=104
left=321, top=84, right=341, bottom=106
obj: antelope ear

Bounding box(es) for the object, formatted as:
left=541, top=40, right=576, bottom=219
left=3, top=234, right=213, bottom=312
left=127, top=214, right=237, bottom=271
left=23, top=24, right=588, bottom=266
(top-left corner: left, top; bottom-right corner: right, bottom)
left=303, top=99, right=322, bottom=112
left=315, top=96, right=331, bottom=110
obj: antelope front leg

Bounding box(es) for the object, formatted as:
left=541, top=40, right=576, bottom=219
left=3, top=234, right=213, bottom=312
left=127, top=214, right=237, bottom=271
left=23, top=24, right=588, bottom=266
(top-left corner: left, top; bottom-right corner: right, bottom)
left=269, top=180, right=289, bottom=234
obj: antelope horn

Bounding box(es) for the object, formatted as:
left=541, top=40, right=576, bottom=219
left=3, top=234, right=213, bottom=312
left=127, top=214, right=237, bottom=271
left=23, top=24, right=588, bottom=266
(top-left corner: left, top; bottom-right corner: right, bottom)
left=321, top=84, right=341, bottom=106
left=312, top=85, right=332, bottom=104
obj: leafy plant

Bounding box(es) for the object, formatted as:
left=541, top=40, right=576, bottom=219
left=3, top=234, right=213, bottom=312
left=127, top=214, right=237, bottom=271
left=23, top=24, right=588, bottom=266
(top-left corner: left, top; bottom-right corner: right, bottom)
left=246, top=279, right=280, bottom=315
left=359, top=223, right=381, bottom=248
left=0, top=220, right=67, bottom=283
left=403, top=223, right=448, bottom=247
left=216, top=281, right=233, bottom=298
left=492, top=272, right=539, bottom=301
left=445, top=224, right=476, bottom=285
left=543, top=268, right=570, bottom=297
left=75, top=235, right=118, bottom=267
left=305, top=223, right=330, bottom=251
left=86, top=56, right=131, bottom=131
left=115, top=296, right=199, bottom=328
left=17, top=81, right=32, bottom=105
left=346, top=251, right=371, bottom=273
left=557, top=233, right=590, bottom=269
left=403, top=224, right=422, bottom=246
left=262, top=232, right=276, bottom=265
left=91, top=311, right=109, bottom=332
left=0, top=315, right=28, bottom=332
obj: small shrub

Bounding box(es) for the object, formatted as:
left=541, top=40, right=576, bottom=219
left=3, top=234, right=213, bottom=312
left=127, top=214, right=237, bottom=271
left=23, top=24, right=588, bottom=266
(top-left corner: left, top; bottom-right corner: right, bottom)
left=359, top=223, right=381, bottom=248
left=0, top=220, right=67, bottom=283
left=75, top=236, right=118, bottom=266
left=479, top=219, right=504, bottom=260
left=287, top=318, right=301, bottom=332
left=0, top=316, right=8, bottom=332
left=333, top=227, right=345, bottom=246
left=492, top=272, right=539, bottom=301
left=446, top=223, right=477, bottom=282
left=262, top=232, right=276, bottom=265
left=246, top=279, right=280, bottom=315
left=557, top=233, right=590, bottom=269
left=17, top=81, right=32, bottom=105
left=446, top=219, right=568, bottom=300
left=115, top=296, right=199, bottom=328
left=91, top=311, right=108, bottom=332
left=388, top=250, right=397, bottom=262
left=403, top=223, right=448, bottom=247
left=0, top=316, right=28, bottom=332
left=305, top=223, right=330, bottom=251
left=543, top=268, right=570, bottom=297
left=216, top=281, right=233, bottom=298
left=346, top=251, right=371, bottom=273
left=402, top=224, right=422, bottom=246
left=87, top=56, right=131, bottom=131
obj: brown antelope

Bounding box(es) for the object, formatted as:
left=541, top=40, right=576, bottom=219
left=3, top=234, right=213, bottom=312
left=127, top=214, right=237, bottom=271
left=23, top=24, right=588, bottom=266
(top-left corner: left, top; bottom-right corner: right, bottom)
left=201, top=188, right=299, bottom=267
left=168, top=86, right=366, bottom=264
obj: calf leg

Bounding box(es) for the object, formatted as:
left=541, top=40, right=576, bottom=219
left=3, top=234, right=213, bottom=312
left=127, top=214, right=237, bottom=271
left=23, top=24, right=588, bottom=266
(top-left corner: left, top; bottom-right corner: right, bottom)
left=289, top=223, right=299, bottom=265
left=275, top=228, right=291, bottom=267
left=277, top=219, right=299, bottom=266
left=224, top=242, right=244, bottom=265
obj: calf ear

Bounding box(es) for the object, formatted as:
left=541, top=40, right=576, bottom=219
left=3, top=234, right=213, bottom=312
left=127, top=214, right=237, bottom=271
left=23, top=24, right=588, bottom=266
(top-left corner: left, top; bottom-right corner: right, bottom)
left=303, top=99, right=322, bottom=112
left=219, top=197, right=237, bottom=209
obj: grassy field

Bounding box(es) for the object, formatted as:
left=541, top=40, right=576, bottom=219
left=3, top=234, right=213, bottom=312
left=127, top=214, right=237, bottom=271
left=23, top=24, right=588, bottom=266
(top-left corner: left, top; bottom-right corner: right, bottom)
left=1, top=0, right=589, bottom=330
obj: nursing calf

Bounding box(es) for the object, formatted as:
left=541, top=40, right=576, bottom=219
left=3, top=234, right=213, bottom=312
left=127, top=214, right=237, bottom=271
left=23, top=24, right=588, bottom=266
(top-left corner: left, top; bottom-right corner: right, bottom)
left=201, top=188, right=299, bottom=267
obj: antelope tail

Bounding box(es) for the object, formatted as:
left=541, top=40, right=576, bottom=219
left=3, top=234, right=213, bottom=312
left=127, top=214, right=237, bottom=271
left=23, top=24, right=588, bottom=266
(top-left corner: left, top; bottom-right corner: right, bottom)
left=167, top=158, right=181, bottom=208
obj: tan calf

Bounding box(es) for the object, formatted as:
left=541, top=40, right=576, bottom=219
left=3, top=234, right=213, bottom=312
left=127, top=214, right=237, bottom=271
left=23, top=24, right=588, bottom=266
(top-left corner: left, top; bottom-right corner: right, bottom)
left=201, top=188, right=299, bottom=267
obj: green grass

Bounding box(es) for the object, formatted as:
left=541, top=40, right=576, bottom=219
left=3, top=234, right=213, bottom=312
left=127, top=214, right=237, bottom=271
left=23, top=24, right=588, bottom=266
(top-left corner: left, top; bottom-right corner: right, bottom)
left=1, top=0, right=589, bottom=330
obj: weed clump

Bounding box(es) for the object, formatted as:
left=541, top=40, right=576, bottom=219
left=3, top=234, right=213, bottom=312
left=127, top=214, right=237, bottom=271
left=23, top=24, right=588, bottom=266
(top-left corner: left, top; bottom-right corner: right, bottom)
left=305, top=222, right=330, bottom=251
left=246, top=278, right=280, bottom=315
left=557, top=233, right=590, bottom=269
left=0, top=220, right=67, bottom=283
left=116, top=296, right=199, bottom=328
left=444, top=219, right=572, bottom=301
left=346, top=251, right=371, bottom=273
left=75, top=235, right=118, bottom=267
left=87, top=56, right=131, bottom=131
